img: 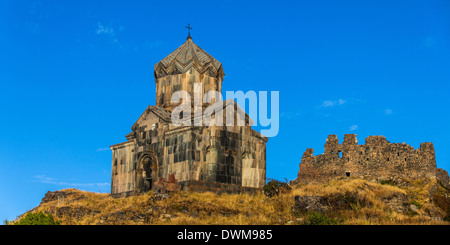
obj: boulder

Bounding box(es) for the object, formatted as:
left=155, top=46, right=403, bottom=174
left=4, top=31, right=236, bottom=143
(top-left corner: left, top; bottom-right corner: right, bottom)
left=294, top=195, right=327, bottom=213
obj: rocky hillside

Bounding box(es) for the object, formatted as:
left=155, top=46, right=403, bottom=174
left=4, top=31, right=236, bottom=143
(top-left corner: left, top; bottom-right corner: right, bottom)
left=11, top=177, right=450, bottom=225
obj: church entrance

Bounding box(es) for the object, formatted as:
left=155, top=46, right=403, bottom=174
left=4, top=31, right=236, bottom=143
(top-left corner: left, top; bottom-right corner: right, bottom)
left=140, top=154, right=156, bottom=192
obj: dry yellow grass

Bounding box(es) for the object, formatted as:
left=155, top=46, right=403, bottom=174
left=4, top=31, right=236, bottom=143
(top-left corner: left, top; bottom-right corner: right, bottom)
left=13, top=178, right=450, bottom=225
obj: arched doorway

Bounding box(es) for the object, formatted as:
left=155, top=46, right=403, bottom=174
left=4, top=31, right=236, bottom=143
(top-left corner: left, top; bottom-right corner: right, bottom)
left=139, top=152, right=158, bottom=192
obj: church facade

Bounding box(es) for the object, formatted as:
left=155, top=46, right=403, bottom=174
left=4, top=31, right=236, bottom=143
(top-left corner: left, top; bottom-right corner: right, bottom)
left=110, top=36, right=268, bottom=197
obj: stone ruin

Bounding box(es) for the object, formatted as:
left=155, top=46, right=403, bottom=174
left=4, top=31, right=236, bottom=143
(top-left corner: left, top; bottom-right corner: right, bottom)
left=152, top=174, right=181, bottom=194
left=296, top=134, right=450, bottom=187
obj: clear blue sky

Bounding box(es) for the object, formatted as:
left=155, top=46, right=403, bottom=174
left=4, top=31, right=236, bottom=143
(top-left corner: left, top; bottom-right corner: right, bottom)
left=1, top=0, right=449, bottom=222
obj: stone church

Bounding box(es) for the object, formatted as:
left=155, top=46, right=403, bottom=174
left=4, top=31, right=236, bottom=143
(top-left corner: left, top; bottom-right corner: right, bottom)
left=110, top=35, right=268, bottom=197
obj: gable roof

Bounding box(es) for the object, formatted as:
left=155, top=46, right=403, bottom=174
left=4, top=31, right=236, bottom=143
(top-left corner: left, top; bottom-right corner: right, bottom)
left=132, top=105, right=172, bottom=129
left=132, top=99, right=256, bottom=129
left=190, top=99, right=255, bottom=126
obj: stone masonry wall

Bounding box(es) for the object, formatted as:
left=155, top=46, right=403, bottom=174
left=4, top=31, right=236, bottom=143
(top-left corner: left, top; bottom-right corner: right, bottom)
left=296, top=134, right=450, bottom=187
left=111, top=111, right=267, bottom=198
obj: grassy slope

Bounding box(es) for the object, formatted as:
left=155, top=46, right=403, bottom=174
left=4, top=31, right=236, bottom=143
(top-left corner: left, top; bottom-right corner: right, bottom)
left=12, top=178, right=450, bottom=225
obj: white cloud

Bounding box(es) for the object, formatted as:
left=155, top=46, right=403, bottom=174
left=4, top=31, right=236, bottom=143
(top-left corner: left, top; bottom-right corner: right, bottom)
left=34, top=175, right=110, bottom=187
left=96, top=23, right=119, bottom=44
left=25, top=22, right=40, bottom=34
left=34, top=175, right=56, bottom=181
left=385, top=109, right=393, bottom=115
left=96, top=23, right=114, bottom=35
left=280, top=111, right=301, bottom=119
left=424, top=36, right=437, bottom=48
left=349, top=125, right=358, bottom=131
left=96, top=147, right=110, bottom=152
left=321, top=99, right=346, bottom=108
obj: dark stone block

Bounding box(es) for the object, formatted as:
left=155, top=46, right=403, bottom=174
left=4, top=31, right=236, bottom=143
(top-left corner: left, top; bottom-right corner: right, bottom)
left=217, top=175, right=226, bottom=183
left=195, top=151, right=200, bottom=161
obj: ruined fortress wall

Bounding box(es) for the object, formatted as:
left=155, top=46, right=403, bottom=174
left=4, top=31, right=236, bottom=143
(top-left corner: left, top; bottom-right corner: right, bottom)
left=296, top=134, right=449, bottom=186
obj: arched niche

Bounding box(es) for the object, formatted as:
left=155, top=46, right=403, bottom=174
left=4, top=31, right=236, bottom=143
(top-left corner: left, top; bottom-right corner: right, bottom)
left=225, top=149, right=237, bottom=177
left=138, top=151, right=158, bottom=192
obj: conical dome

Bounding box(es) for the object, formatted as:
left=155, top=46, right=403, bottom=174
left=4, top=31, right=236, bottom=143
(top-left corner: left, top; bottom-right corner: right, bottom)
left=154, top=37, right=224, bottom=79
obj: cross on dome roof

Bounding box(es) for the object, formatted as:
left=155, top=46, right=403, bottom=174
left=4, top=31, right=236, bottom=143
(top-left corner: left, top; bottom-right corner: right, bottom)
left=185, top=24, right=192, bottom=38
